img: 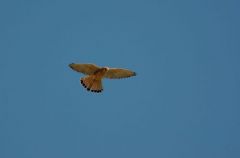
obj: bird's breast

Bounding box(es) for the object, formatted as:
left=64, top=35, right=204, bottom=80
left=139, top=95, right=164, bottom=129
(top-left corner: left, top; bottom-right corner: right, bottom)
left=93, top=69, right=107, bottom=80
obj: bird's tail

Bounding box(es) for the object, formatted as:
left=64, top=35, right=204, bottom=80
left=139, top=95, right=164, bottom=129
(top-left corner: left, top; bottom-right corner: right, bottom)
left=80, top=75, right=103, bottom=93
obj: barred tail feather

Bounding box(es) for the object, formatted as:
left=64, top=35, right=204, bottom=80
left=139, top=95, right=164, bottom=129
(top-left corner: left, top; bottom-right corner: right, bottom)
left=80, top=76, right=94, bottom=91
left=80, top=76, right=103, bottom=93
left=90, top=79, right=103, bottom=93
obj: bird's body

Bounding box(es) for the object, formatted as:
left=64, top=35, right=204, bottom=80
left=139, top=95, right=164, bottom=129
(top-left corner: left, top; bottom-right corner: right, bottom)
left=80, top=67, right=109, bottom=93
left=69, top=63, right=136, bottom=93
left=91, top=67, right=109, bottom=79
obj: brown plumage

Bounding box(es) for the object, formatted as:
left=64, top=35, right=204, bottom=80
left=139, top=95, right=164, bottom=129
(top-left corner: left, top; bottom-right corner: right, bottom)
left=69, top=63, right=136, bottom=93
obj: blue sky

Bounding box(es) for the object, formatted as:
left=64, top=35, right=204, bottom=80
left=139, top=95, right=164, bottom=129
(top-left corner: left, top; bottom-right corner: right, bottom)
left=1, top=0, right=240, bottom=158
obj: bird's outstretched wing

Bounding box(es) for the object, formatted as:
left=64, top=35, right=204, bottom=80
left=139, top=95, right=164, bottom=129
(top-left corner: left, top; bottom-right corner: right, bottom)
left=104, top=68, right=136, bottom=79
left=69, top=63, right=100, bottom=75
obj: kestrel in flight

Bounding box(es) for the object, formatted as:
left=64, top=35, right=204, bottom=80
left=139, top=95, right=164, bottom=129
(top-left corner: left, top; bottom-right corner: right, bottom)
left=69, top=63, right=136, bottom=93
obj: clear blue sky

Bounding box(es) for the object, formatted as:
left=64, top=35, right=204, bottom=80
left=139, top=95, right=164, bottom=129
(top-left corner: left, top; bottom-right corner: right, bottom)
left=1, top=0, right=240, bottom=158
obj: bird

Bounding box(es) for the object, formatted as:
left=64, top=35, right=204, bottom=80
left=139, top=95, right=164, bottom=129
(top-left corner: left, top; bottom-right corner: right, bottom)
left=69, top=63, right=136, bottom=93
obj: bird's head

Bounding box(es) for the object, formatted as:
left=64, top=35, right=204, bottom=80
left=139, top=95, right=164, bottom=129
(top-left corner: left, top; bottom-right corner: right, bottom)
left=102, top=67, right=110, bottom=72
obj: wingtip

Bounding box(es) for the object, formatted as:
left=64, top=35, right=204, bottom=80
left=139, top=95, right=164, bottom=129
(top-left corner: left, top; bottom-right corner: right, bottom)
left=69, top=63, right=74, bottom=68
left=133, top=72, right=137, bottom=76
